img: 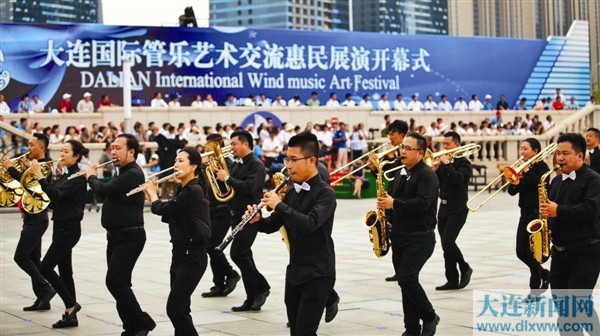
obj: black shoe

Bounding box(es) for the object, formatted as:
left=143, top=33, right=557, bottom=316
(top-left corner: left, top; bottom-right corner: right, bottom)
left=23, top=298, right=50, bottom=311
left=134, top=331, right=149, bottom=336
left=401, top=332, right=420, bottom=336
left=223, top=274, right=241, bottom=296
left=325, top=296, right=339, bottom=323
left=39, top=287, right=57, bottom=307
left=435, top=283, right=460, bottom=291
left=231, top=302, right=253, bottom=312
left=385, top=274, right=397, bottom=282
left=201, top=286, right=226, bottom=298
left=458, top=267, right=473, bottom=289
left=421, top=314, right=440, bottom=336
left=52, top=313, right=79, bottom=328
left=251, top=290, right=270, bottom=310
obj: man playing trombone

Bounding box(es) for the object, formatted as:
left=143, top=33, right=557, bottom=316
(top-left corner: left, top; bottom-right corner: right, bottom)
left=434, top=131, right=473, bottom=290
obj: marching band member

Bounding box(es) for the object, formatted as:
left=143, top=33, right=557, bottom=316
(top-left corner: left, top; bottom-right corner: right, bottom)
left=377, top=133, right=440, bottom=336
left=84, top=134, right=156, bottom=335
left=144, top=146, right=210, bottom=336
left=248, top=132, right=337, bottom=335
left=201, top=134, right=240, bottom=298
left=1, top=134, right=56, bottom=311
left=507, top=138, right=550, bottom=296
left=584, top=127, right=600, bottom=174
left=215, top=130, right=270, bottom=312
left=434, top=131, right=473, bottom=290
left=33, top=140, right=87, bottom=328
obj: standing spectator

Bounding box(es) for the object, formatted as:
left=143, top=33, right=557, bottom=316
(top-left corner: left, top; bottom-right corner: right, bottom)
left=423, top=95, right=437, bottom=111
left=150, top=92, right=167, bottom=108
left=333, top=122, right=348, bottom=170
left=326, top=93, right=340, bottom=107
left=204, top=94, right=219, bottom=107
left=306, top=92, right=320, bottom=106
left=76, top=92, right=94, bottom=113
left=438, top=95, right=452, bottom=111
left=29, top=95, right=45, bottom=113
left=483, top=94, right=493, bottom=110
left=585, top=127, right=600, bottom=174
left=272, top=94, right=287, bottom=107
left=350, top=124, right=364, bottom=160
left=262, top=127, right=283, bottom=168
left=407, top=94, right=424, bottom=111
left=468, top=95, right=484, bottom=111
left=496, top=95, right=509, bottom=110
left=552, top=88, right=565, bottom=102
left=377, top=94, right=391, bottom=111
left=18, top=94, right=31, bottom=113
left=190, top=94, right=203, bottom=107
left=59, top=93, right=73, bottom=113
left=358, top=94, right=371, bottom=108
left=341, top=93, right=356, bottom=107
left=0, top=94, right=10, bottom=114
left=453, top=97, right=468, bottom=111
left=393, top=94, right=407, bottom=111
left=98, top=94, right=116, bottom=108
left=565, top=96, right=579, bottom=110
left=552, top=96, right=565, bottom=110
left=514, top=97, right=528, bottom=110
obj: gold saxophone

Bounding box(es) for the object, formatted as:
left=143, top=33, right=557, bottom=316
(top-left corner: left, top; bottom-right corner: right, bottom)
left=364, top=152, right=390, bottom=258
left=526, top=165, right=559, bottom=264
left=272, top=168, right=290, bottom=251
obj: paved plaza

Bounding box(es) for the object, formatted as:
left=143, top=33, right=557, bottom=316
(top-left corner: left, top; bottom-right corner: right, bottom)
left=1, top=191, right=598, bottom=335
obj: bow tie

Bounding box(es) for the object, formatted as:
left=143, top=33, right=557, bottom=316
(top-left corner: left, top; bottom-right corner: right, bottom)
left=399, top=168, right=407, bottom=176
left=293, top=182, right=310, bottom=193
left=562, top=171, right=576, bottom=181
left=233, top=158, right=244, bottom=164
left=589, top=149, right=595, bottom=154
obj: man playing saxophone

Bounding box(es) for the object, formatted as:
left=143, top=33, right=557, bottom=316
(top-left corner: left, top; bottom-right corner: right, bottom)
left=434, top=131, right=473, bottom=290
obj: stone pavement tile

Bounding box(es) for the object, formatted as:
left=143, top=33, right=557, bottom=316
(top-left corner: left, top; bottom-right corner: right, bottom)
left=203, top=319, right=288, bottom=335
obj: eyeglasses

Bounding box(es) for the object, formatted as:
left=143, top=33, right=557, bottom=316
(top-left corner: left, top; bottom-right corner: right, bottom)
left=283, top=157, right=311, bottom=165
left=401, top=146, right=422, bottom=152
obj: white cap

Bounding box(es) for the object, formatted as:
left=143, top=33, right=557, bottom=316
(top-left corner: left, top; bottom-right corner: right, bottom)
left=62, top=93, right=71, bottom=99
left=285, top=124, right=294, bottom=132
left=485, top=94, right=492, bottom=99
left=83, top=92, right=92, bottom=98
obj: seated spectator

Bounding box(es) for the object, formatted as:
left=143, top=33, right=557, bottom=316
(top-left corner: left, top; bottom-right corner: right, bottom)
left=243, top=94, right=256, bottom=106
left=59, top=93, right=74, bottom=113
left=326, top=92, right=340, bottom=107
left=393, top=94, right=407, bottom=111
left=565, top=96, right=579, bottom=110
left=306, top=92, right=320, bottom=106
left=542, top=115, right=554, bottom=130
left=358, top=94, right=371, bottom=108
left=513, top=97, right=527, bottom=110
left=543, top=97, right=553, bottom=110
left=168, top=95, right=180, bottom=107
left=0, top=94, right=10, bottom=114
left=257, top=93, right=270, bottom=106
left=377, top=94, right=390, bottom=111
left=151, top=92, right=168, bottom=108
left=496, top=95, right=509, bottom=110
left=29, top=95, right=45, bottom=113
left=438, top=95, right=452, bottom=111
left=49, top=124, right=64, bottom=144
left=203, top=93, right=219, bottom=107
left=77, top=92, right=94, bottom=113
left=534, top=98, right=546, bottom=110
left=423, top=95, right=437, bottom=111
left=287, top=95, right=303, bottom=107
left=483, top=94, right=493, bottom=110
left=468, top=94, right=484, bottom=111
left=64, top=126, right=80, bottom=142
left=453, top=97, right=468, bottom=111
left=407, top=94, right=424, bottom=111
left=552, top=96, right=565, bottom=110
left=17, top=94, right=30, bottom=114
left=272, top=94, right=287, bottom=107
left=190, top=94, right=203, bottom=107
left=587, top=96, right=597, bottom=106
left=341, top=93, right=355, bottom=107
left=98, top=94, right=116, bottom=108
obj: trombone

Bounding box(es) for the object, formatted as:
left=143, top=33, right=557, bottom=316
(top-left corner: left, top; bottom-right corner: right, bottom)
left=330, top=143, right=400, bottom=185
left=466, top=143, right=557, bottom=212
left=382, top=143, right=481, bottom=181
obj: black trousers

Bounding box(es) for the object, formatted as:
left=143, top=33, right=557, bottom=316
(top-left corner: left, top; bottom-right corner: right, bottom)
left=550, top=242, right=600, bottom=336
left=105, top=229, right=155, bottom=333
left=438, top=205, right=470, bottom=284
left=230, top=214, right=270, bottom=304
left=14, top=216, right=51, bottom=299
left=285, top=277, right=335, bottom=336
left=392, top=232, right=437, bottom=335
left=40, top=223, right=81, bottom=308
left=167, top=245, right=207, bottom=336
left=516, top=208, right=545, bottom=289
left=207, top=206, right=238, bottom=289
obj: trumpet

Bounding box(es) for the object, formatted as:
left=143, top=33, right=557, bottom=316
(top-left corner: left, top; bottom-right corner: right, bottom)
left=67, top=159, right=119, bottom=180
left=330, top=143, right=400, bottom=185
left=126, top=171, right=182, bottom=197
left=467, top=143, right=557, bottom=211
left=381, top=143, right=481, bottom=181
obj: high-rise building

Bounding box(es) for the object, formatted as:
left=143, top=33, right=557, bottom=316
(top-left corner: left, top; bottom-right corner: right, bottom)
left=0, top=0, right=102, bottom=24
left=352, top=0, right=448, bottom=35
left=209, top=0, right=349, bottom=31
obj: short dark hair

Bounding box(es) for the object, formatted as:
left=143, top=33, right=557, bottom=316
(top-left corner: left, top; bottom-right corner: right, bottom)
left=586, top=127, right=600, bottom=138
left=444, top=131, right=461, bottom=144
left=523, top=138, right=542, bottom=153
left=66, top=140, right=86, bottom=163
left=387, top=120, right=409, bottom=135
left=117, top=134, right=140, bottom=159
left=231, top=130, right=254, bottom=150
left=407, top=133, right=427, bottom=151
left=288, top=132, right=319, bottom=162
left=205, top=133, right=222, bottom=142
left=32, top=133, right=49, bottom=149
left=557, top=133, right=586, bottom=154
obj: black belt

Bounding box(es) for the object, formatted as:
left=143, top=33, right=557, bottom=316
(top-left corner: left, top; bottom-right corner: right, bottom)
left=553, top=238, right=600, bottom=252
left=398, top=229, right=434, bottom=236
left=107, top=226, right=144, bottom=234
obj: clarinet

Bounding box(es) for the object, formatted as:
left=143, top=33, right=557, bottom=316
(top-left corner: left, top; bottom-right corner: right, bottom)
left=215, top=175, right=290, bottom=253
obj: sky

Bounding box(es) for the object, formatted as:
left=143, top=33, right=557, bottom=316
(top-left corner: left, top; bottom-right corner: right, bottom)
left=101, top=0, right=209, bottom=27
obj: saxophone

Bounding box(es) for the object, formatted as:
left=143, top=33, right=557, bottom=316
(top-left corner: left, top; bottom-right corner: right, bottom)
left=272, top=169, right=290, bottom=251
left=364, top=152, right=390, bottom=257
left=526, top=165, right=559, bottom=264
